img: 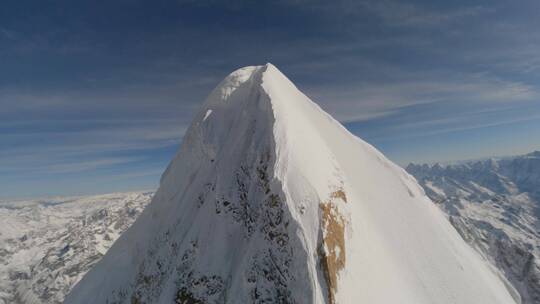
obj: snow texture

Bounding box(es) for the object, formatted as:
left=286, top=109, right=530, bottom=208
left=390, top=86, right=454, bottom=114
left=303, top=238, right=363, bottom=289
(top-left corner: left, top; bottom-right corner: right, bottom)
left=408, top=152, right=540, bottom=304
left=65, top=64, right=518, bottom=304
left=0, top=192, right=152, bottom=304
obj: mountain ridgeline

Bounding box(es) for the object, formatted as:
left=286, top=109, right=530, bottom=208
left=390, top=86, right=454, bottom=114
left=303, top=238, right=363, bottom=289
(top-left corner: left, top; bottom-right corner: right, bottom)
left=407, top=152, right=540, bottom=304
left=65, top=64, right=518, bottom=304
left=0, top=192, right=152, bottom=304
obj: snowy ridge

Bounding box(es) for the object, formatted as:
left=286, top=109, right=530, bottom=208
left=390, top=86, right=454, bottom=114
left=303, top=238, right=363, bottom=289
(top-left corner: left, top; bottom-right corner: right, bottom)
left=408, top=152, right=540, bottom=303
left=0, top=191, right=152, bottom=304
left=66, top=64, right=517, bottom=303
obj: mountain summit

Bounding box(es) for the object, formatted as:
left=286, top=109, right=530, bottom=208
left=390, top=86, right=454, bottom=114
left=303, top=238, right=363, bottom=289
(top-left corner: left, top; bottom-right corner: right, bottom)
left=65, top=64, right=517, bottom=304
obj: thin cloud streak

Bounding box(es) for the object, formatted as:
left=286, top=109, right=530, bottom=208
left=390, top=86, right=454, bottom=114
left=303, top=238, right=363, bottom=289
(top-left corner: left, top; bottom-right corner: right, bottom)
left=367, top=112, right=540, bottom=142
left=358, top=1, right=490, bottom=27
left=308, top=75, right=538, bottom=123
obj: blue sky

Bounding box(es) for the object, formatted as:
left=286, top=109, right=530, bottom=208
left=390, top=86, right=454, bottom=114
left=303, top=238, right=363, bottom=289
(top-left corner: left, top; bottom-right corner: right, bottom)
left=1, top=0, right=539, bottom=198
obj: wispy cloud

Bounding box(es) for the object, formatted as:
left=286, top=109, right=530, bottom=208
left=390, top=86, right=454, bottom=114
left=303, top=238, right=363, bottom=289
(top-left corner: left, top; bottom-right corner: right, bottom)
left=307, top=72, right=538, bottom=123
left=358, top=1, right=489, bottom=27
left=0, top=155, right=144, bottom=174
left=44, top=157, right=144, bottom=174
left=0, top=120, right=187, bottom=161
left=371, top=112, right=540, bottom=142
left=0, top=27, right=17, bottom=40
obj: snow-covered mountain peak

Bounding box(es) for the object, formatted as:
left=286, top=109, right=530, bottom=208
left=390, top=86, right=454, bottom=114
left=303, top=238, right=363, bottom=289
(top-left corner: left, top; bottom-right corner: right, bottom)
left=66, top=65, right=518, bottom=304
left=205, top=64, right=263, bottom=102
left=175, top=63, right=345, bottom=203
left=201, top=63, right=284, bottom=108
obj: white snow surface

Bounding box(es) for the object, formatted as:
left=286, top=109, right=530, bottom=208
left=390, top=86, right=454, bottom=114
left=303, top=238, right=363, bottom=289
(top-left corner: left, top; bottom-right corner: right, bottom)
left=408, top=153, right=540, bottom=303
left=0, top=191, right=152, bottom=304
left=66, top=64, right=518, bottom=304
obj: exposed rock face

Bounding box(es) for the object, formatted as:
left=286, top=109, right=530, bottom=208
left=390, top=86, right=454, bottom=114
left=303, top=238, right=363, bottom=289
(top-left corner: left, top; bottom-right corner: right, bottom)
left=318, top=191, right=347, bottom=304
left=0, top=192, right=152, bottom=304
left=407, top=151, right=540, bottom=304
left=65, top=64, right=517, bottom=304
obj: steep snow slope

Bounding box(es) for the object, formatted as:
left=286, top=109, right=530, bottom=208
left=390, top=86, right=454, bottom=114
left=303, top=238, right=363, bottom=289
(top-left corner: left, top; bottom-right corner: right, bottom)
left=408, top=152, right=540, bottom=304
left=66, top=64, right=518, bottom=304
left=0, top=192, right=152, bottom=304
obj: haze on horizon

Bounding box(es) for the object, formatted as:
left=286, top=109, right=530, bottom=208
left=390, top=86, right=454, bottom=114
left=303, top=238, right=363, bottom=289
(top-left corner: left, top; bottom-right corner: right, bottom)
left=1, top=0, right=539, bottom=198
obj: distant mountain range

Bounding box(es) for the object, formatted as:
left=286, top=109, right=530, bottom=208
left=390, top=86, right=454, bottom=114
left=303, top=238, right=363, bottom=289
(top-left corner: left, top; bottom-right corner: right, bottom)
left=407, top=151, right=540, bottom=304
left=0, top=192, right=152, bottom=304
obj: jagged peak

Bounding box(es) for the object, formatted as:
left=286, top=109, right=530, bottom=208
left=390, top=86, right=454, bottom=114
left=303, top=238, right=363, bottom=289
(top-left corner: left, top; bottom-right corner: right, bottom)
left=203, top=63, right=298, bottom=109
left=66, top=64, right=518, bottom=304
